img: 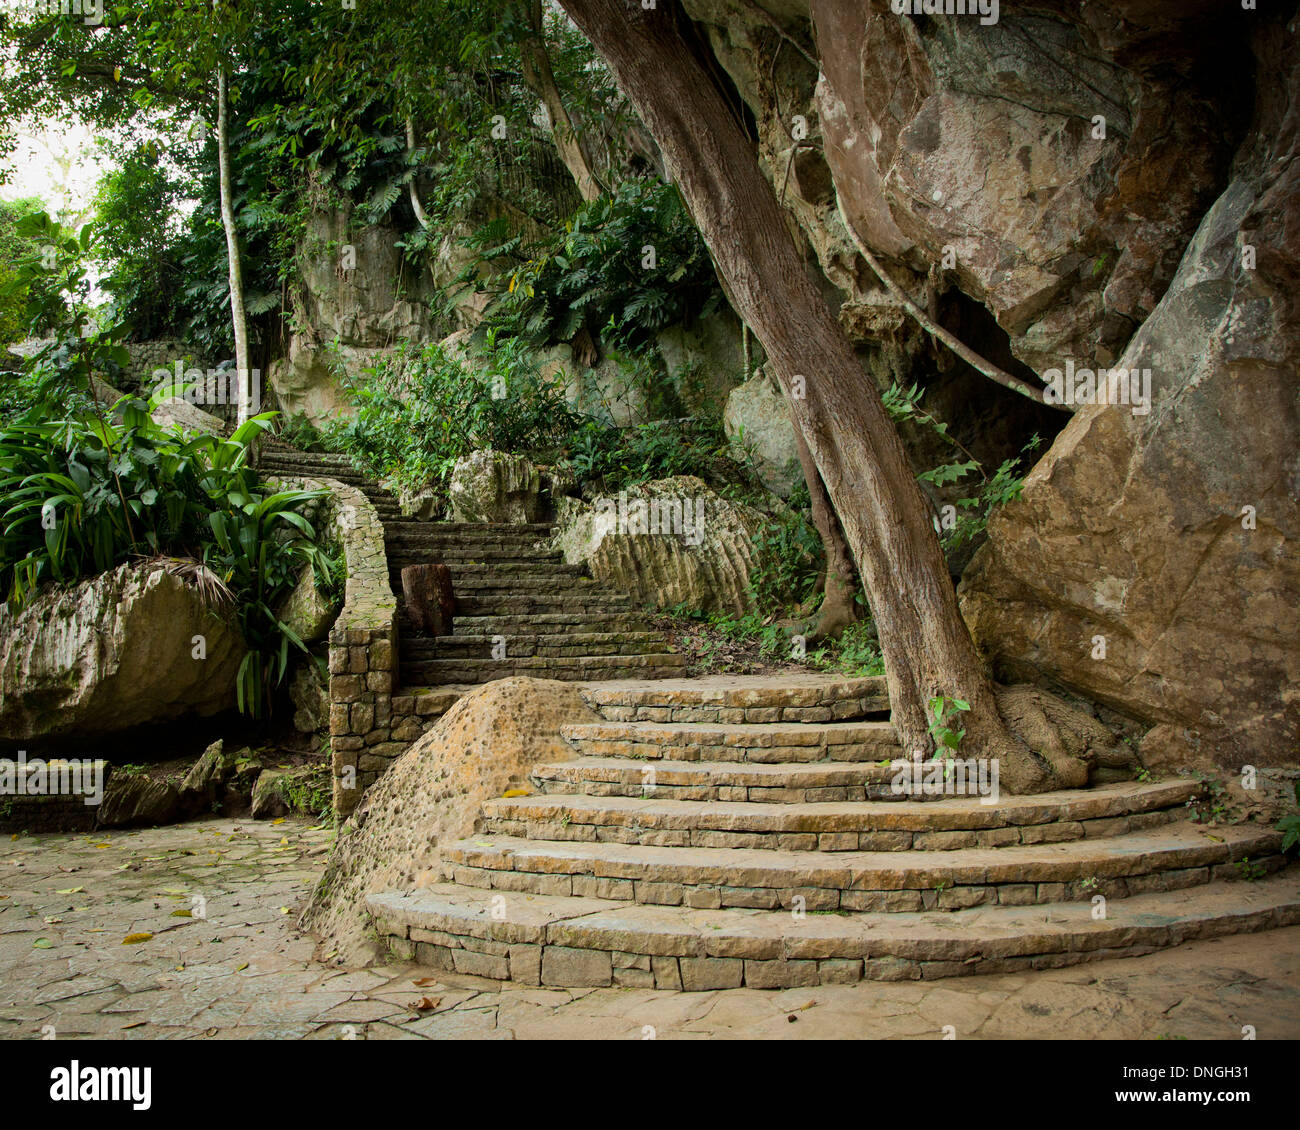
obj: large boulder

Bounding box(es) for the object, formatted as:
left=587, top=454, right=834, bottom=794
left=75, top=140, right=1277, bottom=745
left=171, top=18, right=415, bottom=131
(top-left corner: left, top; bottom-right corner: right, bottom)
left=276, top=566, right=338, bottom=645
left=553, top=475, right=764, bottom=615
left=447, top=450, right=547, bottom=524
left=959, top=33, right=1300, bottom=774
left=0, top=562, right=246, bottom=745
left=300, top=678, right=596, bottom=963
left=97, top=773, right=180, bottom=829
left=723, top=369, right=802, bottom=498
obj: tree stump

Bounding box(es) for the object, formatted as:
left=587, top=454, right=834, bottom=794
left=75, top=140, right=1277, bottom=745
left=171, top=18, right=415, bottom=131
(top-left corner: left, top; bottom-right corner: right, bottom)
left=401, top=563, right=454, bottom=636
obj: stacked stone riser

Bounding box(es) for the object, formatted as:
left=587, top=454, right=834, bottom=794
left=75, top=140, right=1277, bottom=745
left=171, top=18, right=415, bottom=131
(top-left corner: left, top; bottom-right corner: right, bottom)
left=440, top=824, right=1286, bottom=912
left=477, top=784, right=1195, bottom=851
left=367, top=674, right=1299, bottom=988
left=369, top=881, right=1300, bottom=989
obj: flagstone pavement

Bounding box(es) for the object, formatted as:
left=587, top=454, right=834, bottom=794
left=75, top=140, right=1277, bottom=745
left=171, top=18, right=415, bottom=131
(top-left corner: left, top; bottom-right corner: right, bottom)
left=2, top=817, right=1297, bottom=1040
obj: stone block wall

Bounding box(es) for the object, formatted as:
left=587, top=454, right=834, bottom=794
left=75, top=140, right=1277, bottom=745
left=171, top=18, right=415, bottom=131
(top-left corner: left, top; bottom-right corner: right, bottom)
left=266, top=473, right=395, bottom=816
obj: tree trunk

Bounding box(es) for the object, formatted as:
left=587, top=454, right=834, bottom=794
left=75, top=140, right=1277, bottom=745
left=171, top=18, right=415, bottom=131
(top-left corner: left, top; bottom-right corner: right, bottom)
left=216, top=64, right=252, bottom=426
left=792, top=419, right=859, bottom=644
left=401, top=564, right=455, bottom=637
left=558, top=0, right=1069, bottom=793
left=518, top=0, right=603, bottom=203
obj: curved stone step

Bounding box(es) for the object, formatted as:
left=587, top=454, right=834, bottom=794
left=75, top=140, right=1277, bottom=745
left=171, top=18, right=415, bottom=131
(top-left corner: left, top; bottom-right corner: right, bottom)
left=402, top=632, right=675, bottom=659
left=478, top=780, right=1200, bottom=851
left=442, top=822, right=1286, bottom=911
left=560, top=719, right=901, bottom=762
left=367, top=869, right=1300, bottom=987
left=451, top=612, right=653, bottom=632
left=401, top=654, right=688, bottom=684
left=531, top=756, right=901, bottom=802
left=580, top=676, right=889, bottom=723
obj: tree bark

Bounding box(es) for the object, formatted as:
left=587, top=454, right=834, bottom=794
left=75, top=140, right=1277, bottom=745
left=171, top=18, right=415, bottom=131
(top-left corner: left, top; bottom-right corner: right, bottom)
left=518, top=0, right=603, bottom=203
left=402, top=564, right=455, bottom=636
left=558, top=0, right=1068, bottom=792
left=216, top=63, right=252, bottom=426
left=792, top=418, right=859, bottom=644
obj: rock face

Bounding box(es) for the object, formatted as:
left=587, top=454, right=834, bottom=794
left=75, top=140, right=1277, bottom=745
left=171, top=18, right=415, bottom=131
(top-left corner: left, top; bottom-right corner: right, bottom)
left=723, top=369, right=801, bottom=498
left=300, top=678, right=597, bottom=963
left=277, top=567, right=339, bottom=645
left=290, top=662, right=329, bottom=735
left=961, top=17, right=1300, bottom=773
left=553, top=476, right=764, bottom=615
left=656, top=308, right=755, bottom=415
left=447, top=450, right=547, bottom=524
left=268, top=201, right=437, bottom=426
left=0, top=562, right=246, bottom=745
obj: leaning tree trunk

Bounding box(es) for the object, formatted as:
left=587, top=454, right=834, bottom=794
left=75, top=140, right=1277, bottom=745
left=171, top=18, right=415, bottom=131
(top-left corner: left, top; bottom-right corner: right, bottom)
left=558, top=0, right=1068, bottom=793
left=519, top=0, right=603, bottom=202
left=792, top=422, right=859, bottom=644
left=216, top=64, right=252, bottom=426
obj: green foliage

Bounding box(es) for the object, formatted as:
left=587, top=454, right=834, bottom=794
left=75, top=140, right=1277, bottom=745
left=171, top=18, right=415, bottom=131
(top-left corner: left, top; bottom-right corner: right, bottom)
left=462, top=178, right=721, bottom=353
left=807, top=619, right=885, bottom=678
left=927, top=695, right=971, bottom=759
left=0, top=196, right=48, bottom=344
left=322, top=335, right=581, bottom=494
left=1278, top=781, right=1300, bottom=854
left=91, top=146, right=190, bottom=340
left=0, top=402, right=329, bottom=718
left=748, top=485, right=824, bottom=615
left=0, top=210, right=130, bottom=413
left=882, top=380, right=1042, bottom=554
left=565, top=414, right=733, bottom=493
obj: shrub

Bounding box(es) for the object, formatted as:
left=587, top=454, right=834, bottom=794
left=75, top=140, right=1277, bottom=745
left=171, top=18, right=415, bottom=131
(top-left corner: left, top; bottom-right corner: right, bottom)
left=0, top=402, right=330, bottom=718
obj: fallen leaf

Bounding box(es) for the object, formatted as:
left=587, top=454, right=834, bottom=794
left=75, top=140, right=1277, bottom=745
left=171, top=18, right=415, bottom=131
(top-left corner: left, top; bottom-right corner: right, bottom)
left=121, top=932, right=153, bottom=945
left=54, top=887, right=84, bottom=895
left=121, top=1020, right=147, bottom=1030
left=170, top=909, right=192, bottom=918
left=43, top=916, right=62, bottom=925
left=412, top=977, right=441, bottom=987
left=235, top=962, right=249, bottom=972
left=408, top=996, right=442, bottom=1011
left=272, top=818, right=285, bottom=825
left=502, top=789, right=530, bottom=798
left=279, top=907, right=290, bottom=915
left=33, top=938, right=53, bottom=949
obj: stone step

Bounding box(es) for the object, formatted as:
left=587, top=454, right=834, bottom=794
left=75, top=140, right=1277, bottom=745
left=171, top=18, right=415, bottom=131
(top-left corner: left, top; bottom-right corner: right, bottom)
left=449, top=595, right=639, bottom=616
left=401, top=654, right=688, bottom=684
left=530, top=756, right=902, bottom=802
left=402, top=633, right=675, bottom=659
left=478, top=780, right=1199, bottom=852
left=384, top=521, right=553, bottom=536
left=367, top=869, right=1300, bottom=988
left=441, top=822, right=1286, bottom=911
left=580, top=676, right=890, bottom=723
left=388, top=572, right=600, bottom=594
left=450, top=612, right=653, bottom=632
left=559, top=719, right=901, bottom=761
left=386, top=559, right=575, bottom=576
left=382, top=548, right=561, bottom=564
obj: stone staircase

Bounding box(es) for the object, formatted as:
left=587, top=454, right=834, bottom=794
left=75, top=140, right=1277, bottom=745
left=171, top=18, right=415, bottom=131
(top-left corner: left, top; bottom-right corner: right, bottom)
left=366, top=676, right=1299, bottom=989
left=257, top=444, right=685, bottom=688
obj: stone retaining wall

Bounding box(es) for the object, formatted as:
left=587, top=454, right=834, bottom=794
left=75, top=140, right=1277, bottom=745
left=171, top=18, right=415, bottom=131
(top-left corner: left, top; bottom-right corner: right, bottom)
left=267, top=474, right=396, bottom=816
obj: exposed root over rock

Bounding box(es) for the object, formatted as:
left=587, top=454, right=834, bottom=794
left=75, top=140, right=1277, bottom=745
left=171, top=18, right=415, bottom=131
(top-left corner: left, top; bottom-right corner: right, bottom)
left=994, top=683, right=1138, bottom=793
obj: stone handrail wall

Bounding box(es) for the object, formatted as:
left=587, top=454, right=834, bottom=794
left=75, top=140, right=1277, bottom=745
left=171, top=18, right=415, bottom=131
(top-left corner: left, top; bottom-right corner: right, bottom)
left=266, top=474, right=396, bottom=817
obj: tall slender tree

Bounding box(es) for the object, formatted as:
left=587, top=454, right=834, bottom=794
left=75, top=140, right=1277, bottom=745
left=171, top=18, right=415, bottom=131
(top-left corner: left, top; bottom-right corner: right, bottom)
left=557, top=0, right=1087, bottom=793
